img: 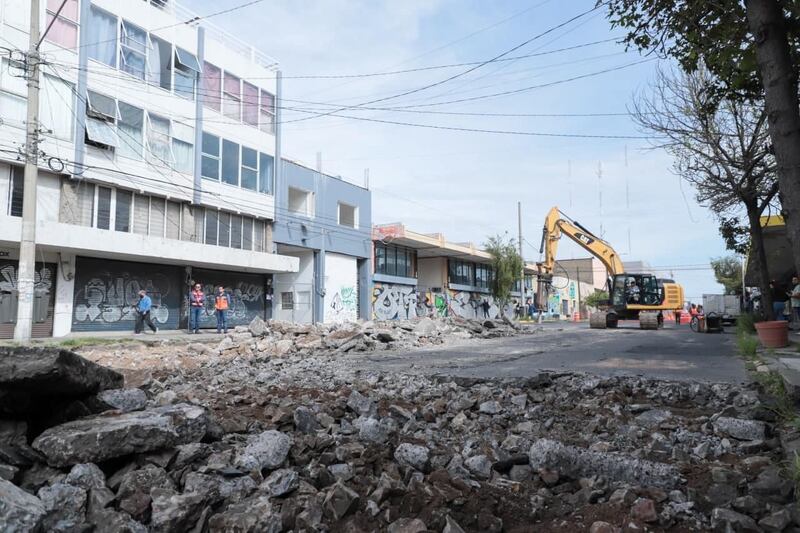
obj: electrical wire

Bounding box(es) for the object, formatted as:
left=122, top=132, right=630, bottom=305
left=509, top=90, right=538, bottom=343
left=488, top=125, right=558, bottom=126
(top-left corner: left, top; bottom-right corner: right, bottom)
left=279, top=4, right=609, bottom=126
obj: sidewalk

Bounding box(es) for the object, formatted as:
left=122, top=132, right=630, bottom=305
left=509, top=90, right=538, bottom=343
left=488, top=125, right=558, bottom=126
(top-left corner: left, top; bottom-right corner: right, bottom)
left=0, top=328, right=227, bottom=347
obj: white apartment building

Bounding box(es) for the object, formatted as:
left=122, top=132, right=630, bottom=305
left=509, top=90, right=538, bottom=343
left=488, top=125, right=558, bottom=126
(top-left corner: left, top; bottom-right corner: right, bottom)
left=0, top=0, right=299, bottom=337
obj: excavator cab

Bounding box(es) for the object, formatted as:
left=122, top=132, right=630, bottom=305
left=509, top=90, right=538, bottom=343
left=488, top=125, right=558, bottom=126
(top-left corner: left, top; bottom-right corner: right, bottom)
left=610, top=274, right=662, bottom=307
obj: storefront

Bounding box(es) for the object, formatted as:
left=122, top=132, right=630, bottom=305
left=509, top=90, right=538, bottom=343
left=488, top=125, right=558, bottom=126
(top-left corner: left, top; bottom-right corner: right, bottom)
left=71, top=257, right=183, bottom=332
left=190, top=268, right=271, bottom=330
left=0, top=258, right=56, bottom=339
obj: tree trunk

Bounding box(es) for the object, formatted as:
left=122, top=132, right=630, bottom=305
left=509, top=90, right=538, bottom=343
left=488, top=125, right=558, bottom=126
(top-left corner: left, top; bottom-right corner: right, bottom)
left=745, top=0, right=800, bottom=277
left=747, top=203, right=774, bottom=320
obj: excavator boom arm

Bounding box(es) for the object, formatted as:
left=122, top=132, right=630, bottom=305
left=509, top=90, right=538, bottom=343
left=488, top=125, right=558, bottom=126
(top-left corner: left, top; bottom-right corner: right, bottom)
left=538, top=207, right=625, bottom=276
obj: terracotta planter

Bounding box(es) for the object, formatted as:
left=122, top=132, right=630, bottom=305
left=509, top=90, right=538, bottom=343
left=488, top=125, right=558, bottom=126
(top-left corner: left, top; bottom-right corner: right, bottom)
left=754, top=320, right=789, bottom=349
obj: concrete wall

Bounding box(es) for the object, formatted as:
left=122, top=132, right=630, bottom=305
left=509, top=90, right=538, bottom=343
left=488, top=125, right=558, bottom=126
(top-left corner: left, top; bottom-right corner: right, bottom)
left=273, top=248, right=314, bottom=323
left=324, top=252, right=357, bottom=323
left=417, top=257, right=446, bottom=289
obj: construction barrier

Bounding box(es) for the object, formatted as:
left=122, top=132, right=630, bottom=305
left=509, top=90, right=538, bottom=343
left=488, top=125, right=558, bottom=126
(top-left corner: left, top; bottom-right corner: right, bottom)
left=572, top=312, right=580, bottom=322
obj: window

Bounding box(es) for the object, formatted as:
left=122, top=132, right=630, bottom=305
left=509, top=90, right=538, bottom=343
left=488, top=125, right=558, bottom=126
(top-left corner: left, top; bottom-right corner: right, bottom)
left=150, top=197, right=166, bottom=237
left=171, top=121, right=194, bottom=174
left=223, top=72, right=241, bottom=120
left=165, top=200, right=181, bottom=239
left=40, top=74, right=73, bottom=140
left=96, top=187, right=112, bottom=230
left=281, top=292, right=293, bottom=310
left=146, top=113, right=172, bottom=164
left=230, top=215, right=242, bottom=249
left=258, top=153, right=274, bottom=194
left=146, top=34, right=172, bottom=91
left=254, top=220, right=265, bottom=252
left=449, top=260, right=474, bottom=286
left=260, top=89, right=275, bottom=133
left=174, top=47, right=200, bottom=100
left=45, top=0, right=78, bottom=48
left=115, top=190, right=132, bottom=232
left=241, top=147, right=258, bottom=191
left=221, top=139, right=239, bottom=185
left=375, top=244, right=386, bottom=275
left=117, top=102, right=144, bottom=160
left=242, top=82, right=259, bottom=126
left=338, top=202, right=357, bottom=228
left=242, top=217, right=253, bottom=251
left=87, top=6, right=117, bottom=67
left=120, top=21, right=147, bottom=80
left=288, top=187, right=312, bottom=216
left=9, top=166, right=23, bottom=217
left=475, top=264, right=492, bottom=289
left=218, top=212, right=230, bottom=247
left=201, top=133, right=220, bottom=180
left=204, top=209, right=218, bottom=245
left=132, top=194, right=149, bottom=235
left=85, top=91, right=119, bottom=149
left=202, top=62, right=221, bottom=112
left=2, top=0, right=30, bottom=29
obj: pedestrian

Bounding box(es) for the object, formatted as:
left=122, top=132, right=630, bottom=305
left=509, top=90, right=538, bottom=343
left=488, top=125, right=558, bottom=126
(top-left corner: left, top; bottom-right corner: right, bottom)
left=770, top=280, right=787, bottom=321
left=675, top=308, right=681, bottom=325
left=689, top=303, right=698, bottom=317
left=214, top=285, right=231, bottom=334
left=790, top=275, right=800, bottom=326
left=134, top=289, right=158, bottom=334
left=481, top=299, right=490, bottom=319
left=188, top=282, right=206, bottom=334
left=528, top=298, right=536, bottom=319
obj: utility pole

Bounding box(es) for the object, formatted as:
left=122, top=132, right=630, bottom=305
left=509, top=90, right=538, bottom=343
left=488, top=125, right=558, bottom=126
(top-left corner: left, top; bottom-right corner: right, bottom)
left=518, top=201, right=525, bottom=304
left=14, top=0, right=42, bottom=341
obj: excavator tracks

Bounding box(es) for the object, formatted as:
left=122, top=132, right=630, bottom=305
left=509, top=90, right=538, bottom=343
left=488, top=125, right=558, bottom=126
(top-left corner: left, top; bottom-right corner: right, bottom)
left=639, top=311, right=662, bottom=330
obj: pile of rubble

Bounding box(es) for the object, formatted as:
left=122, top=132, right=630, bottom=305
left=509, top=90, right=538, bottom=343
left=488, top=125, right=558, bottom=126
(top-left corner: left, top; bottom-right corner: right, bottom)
left=1, top=333, right=797, bottom=532
left=206, top=316, right=522, bottom=360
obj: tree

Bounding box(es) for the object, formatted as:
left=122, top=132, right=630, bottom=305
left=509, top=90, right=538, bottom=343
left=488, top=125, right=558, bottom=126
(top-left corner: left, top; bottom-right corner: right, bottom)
left=711, top=256, right=744, bottom=295
left=630, top=66, right=778, bottom=317
left=484, top=234, right=524, bottom=318
left=602, top=0, right=800, bottom=289
left=584, top=290, right=609, bottom=310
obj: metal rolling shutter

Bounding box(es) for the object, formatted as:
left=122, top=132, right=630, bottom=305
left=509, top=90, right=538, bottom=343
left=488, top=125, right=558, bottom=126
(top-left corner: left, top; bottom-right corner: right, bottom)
left=192, top=268, right=267, bottom=330
left=71, top=257, right=182, bottom=332
left=0, top=260, right=56, bottom=339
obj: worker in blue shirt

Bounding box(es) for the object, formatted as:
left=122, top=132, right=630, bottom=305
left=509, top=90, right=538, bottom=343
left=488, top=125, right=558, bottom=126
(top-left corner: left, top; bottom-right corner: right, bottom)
left=134, top=289, right=158, bottom=334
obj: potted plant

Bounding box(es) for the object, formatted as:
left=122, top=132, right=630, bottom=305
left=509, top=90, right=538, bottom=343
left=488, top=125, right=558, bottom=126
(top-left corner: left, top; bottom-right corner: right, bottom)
left=754, top=319, right=789, bottom=348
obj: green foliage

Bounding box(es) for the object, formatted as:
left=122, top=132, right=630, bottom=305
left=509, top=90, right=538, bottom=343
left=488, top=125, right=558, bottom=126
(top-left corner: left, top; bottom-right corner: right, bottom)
left=602, top=0, right=800, bottom=103
left=736, top=312, right=760, bottom=336
left=484, top=234, right=524, bottom=317
left=711, top=256, right=743, bottom=295
left=54, top=337, right=123, bottom=349
left=737, top=334, right=759, bottom=358
left=584, top=290, right=609, bottom=309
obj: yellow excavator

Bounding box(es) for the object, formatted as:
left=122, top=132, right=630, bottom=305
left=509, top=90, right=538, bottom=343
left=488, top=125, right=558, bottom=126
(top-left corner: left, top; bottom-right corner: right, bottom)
left=535, top=207, right=684, bottom=329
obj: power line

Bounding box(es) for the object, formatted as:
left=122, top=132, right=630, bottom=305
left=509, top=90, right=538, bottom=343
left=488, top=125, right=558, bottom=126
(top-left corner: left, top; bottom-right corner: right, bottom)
left=280, top=4, right=606, bottom=125
left=284, top=107, right=652, bottom=139
left=49, top=37, right=623, bottom=82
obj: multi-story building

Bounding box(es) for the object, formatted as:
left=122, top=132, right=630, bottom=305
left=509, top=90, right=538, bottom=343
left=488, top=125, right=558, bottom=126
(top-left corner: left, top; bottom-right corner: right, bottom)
left=0, top=0, right=304, bottom=337
left=272, top=159, right=372, bottom=324
left=370, top=223, right=536, bottom=320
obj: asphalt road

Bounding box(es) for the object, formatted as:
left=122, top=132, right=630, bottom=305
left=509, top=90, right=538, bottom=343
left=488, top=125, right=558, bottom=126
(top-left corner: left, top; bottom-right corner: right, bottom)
left=355, top=321, right=748, bottom=383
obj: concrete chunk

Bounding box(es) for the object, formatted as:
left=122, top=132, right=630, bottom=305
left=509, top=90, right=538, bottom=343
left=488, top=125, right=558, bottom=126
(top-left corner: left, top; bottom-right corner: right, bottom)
left=0, top=477, right=46, bottom=531
left=32, top=403, right=208, bottom=467
left=528, top=438, right=681, bottom=489
left=0, top=347, right=123, bottom=396
left=713, top=417, right=766, bottom=441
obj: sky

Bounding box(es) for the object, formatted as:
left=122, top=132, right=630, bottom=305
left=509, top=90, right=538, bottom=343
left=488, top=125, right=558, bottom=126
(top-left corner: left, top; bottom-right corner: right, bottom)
left=198, top=0, right=730, bottom=300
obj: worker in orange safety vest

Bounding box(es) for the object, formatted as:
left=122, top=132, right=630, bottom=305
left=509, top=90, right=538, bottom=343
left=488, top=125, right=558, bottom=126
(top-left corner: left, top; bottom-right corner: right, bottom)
left=214, top=285, right=232, bottom=334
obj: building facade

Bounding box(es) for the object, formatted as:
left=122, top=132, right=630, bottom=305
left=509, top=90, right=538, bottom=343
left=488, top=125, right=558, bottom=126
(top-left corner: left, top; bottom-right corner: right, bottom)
left=0, top=0, right=302, bottom=337
left=371, top=223, right=535, bottom=321
left=271, top=159, right=372, bottom=324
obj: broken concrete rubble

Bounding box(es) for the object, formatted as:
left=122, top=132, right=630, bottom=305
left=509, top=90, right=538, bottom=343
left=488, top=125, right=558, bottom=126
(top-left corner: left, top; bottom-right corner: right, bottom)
left=32, top=403, right=208, bottom=467
left=0, top=327, right=794, bottom=532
